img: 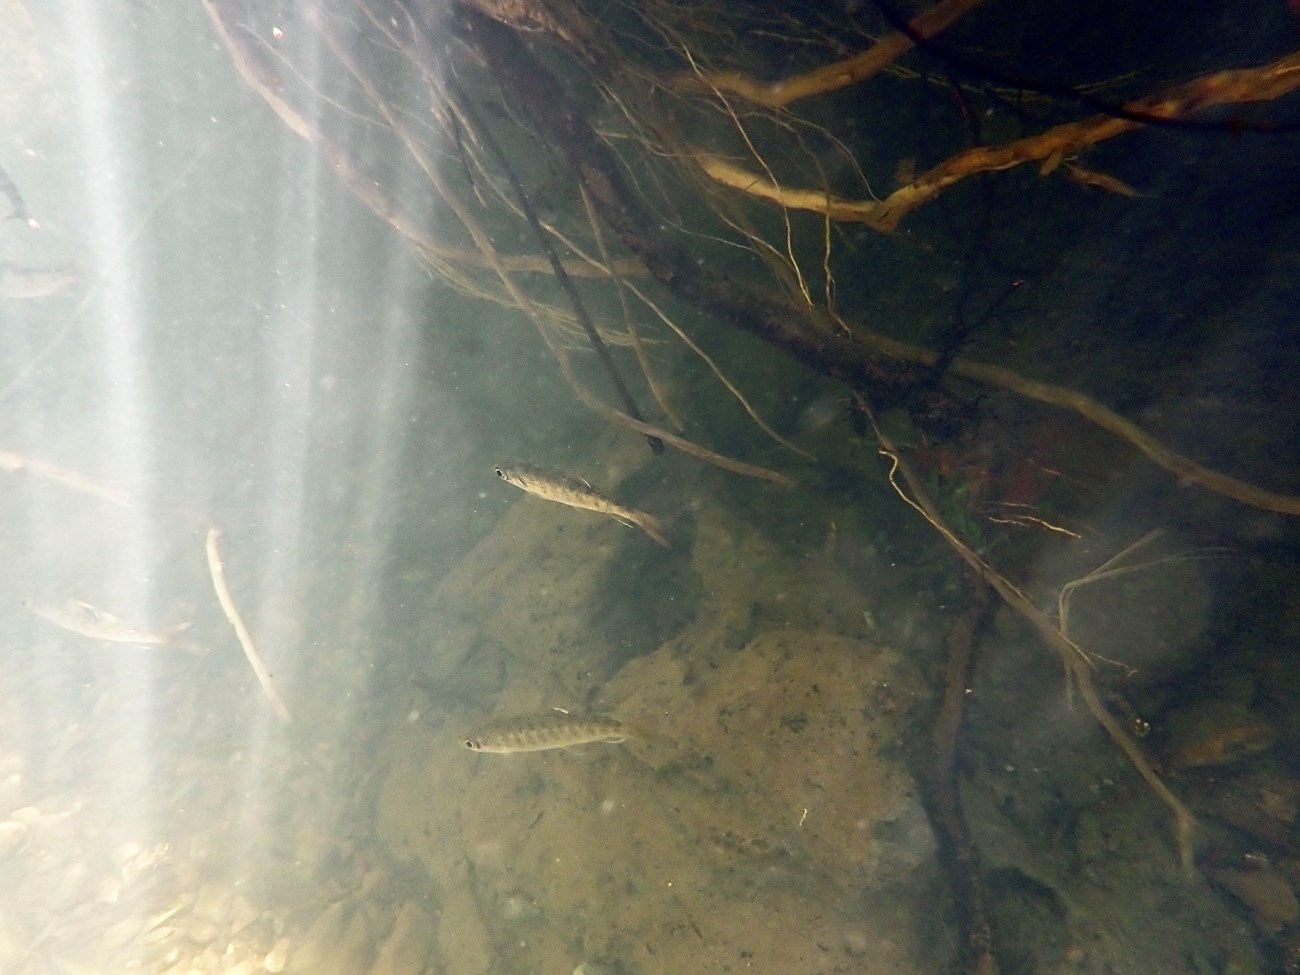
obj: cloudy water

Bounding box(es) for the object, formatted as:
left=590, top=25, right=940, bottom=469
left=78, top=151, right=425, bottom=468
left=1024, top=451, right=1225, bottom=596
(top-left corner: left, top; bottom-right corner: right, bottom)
left=0, top=1, right=1298, bottom=974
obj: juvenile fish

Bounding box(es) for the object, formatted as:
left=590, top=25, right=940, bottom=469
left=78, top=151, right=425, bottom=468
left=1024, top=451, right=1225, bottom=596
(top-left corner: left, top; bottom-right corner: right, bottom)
left=24, top=597, right=195, bottom=650
left=461, top=711, right=634, bottom=753
left=493, top=462, right=669, bottom=547
left=0, top=261, right=80, bottom=299
left=0, top=163, right=37, bottom=228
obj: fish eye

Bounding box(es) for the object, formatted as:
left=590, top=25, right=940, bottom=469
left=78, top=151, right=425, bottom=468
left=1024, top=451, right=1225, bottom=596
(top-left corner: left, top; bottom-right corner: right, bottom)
left=493, top=468, right=506, bottom=479
left=464, top=739, right=479, bottom=749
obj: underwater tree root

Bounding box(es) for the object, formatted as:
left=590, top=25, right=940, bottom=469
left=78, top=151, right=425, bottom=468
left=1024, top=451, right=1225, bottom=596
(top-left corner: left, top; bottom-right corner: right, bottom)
left=457, top=4, right=924, bottom=400
left=451, top=4, right=1300, bottom=515
left=694, top=51, right=1300, bottom=232
left=825, top=312, right=1300, bottom=517
left=921, top=579, right=1001, bottom=975
left=868, top=411, right=1197, bottom=877
left=205, top=528, right=292, bottom=724
left=443, top=73, right=663, bottom=455
left=673, top=0, right=988, bottom=109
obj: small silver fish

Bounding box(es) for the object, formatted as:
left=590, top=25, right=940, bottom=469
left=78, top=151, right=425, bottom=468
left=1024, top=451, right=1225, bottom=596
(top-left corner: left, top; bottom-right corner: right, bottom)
left=461, top=711, right=634, bottom=753
left=24, top=597, right=195, bottom=650
left=493, top=462, right=669, bottom=547
left=0, top=261, right=80, bottom=299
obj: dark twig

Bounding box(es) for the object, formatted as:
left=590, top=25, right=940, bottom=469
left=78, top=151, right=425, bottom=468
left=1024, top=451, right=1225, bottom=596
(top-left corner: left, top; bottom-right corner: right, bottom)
left=442, top=71, right=664, bottom=455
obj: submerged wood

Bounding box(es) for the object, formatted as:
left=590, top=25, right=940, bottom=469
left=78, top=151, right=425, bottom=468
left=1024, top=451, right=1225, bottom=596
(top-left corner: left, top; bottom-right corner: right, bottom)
left=205, top=528, right=291, bottom=724
left=455, top=4, right=922, bottom=405
left=869, top=412, right=1196, bottom=877
left=674, top=0, right=989, bottom=109
left=456, top=5, right=1300, bottom=517
left=201, top=0, right=1300, bottom=514
left=696, top=52, right=1300, bottom=232
left=922, top=582, right=1001, bottom=975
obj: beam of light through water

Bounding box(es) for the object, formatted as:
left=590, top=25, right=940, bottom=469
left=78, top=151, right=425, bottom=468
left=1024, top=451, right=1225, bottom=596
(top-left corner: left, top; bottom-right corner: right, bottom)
left=62, top=1, right=159, bottom=927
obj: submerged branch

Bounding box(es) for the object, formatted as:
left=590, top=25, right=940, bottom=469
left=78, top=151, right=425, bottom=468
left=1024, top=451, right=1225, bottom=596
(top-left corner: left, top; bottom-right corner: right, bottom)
left=206, top=528, right=292, bottom=725
left=868, top=410, right=1196, bottom=877
left=456, top=3, right=922, bottom=403
left=445, top=73, right=663, bottom=454
left=832, top=315, right=1300, bottom=516
left=694, top=52, right=1300, bottom=232
left=205, top=0, right=1299, bottom=514
left=454, top=6, right=1300, bottom=514
left=673, top=0, right=989, bottom=109
left=874, top=50, right=1300, bottom=229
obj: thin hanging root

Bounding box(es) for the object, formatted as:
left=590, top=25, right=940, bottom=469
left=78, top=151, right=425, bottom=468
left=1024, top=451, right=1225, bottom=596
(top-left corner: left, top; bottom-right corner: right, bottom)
left=580, top=185, right=683, bottom=431
left=538, top=311, right=793, bottom=483
left=346, top=19, right=788, bottom=484
left=678, top=45, right=812, bottom=307
left=1057, top=530, right=1229, bottom=656
left=621, top=279, right=813, bottom=460
left=205, top=528, right=292, bottom=725
left=337, top=4, right=789, bottom=482
left=868, top=412, right=1195, bottom=877
left=200, top=0, right=432, bottom=249
left=497, top=206, right=808, bottom=461
left=1055, top=532, right=1230, bottom=706
left=439, top=72, right=661, bottom=455
left=205, top=0, right=613, bottom=295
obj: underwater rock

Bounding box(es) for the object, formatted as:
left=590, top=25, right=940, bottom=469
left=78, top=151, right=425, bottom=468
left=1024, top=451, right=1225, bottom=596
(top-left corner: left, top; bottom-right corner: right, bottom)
left=369, top=900, right=434, bottom=975
left=192, top=883, right=233, bottom=924
left=292, top=900, right=376, bottom=975
left=1164, top=700, right=1276, bottom=769
left=436, top=887, right=493, bottom=975
left=228, top=895, right=259, bottom=935
left=572, top=962, right=626, bottom=975
left=381, top=495, right=947, bottom=975
left=265, top=936, right=291, bottom=973
left=1208, top=867, right=1299, bottom=931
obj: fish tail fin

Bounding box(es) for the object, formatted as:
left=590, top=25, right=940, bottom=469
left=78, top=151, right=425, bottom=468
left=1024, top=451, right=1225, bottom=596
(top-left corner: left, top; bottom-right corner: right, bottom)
left=635, top=512, right=671, bottom=548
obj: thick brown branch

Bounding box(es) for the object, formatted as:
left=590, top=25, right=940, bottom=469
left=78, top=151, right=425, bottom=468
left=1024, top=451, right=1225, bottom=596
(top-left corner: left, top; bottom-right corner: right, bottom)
left=695, top=51, right=1300, bottom=231
left=675, top=0, right=988, bottom=109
